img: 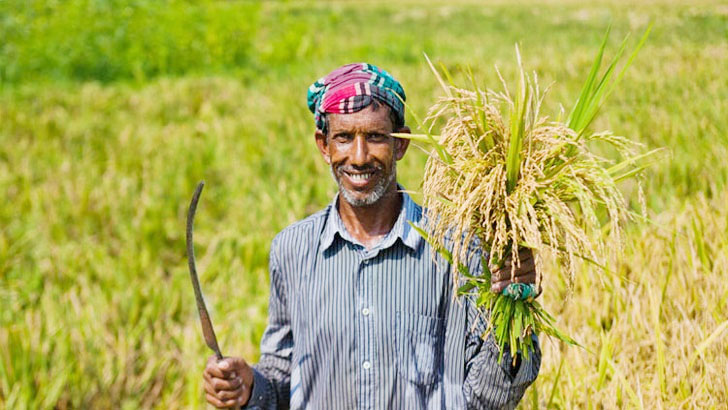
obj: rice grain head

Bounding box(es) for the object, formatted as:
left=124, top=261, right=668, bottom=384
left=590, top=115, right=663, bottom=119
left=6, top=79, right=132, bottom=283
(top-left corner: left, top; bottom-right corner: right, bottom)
left=420, top=66, right=633, bottom=294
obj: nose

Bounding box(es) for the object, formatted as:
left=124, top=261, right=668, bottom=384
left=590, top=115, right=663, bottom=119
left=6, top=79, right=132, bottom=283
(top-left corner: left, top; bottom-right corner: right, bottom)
left=350, top=134, right=369, bottom=166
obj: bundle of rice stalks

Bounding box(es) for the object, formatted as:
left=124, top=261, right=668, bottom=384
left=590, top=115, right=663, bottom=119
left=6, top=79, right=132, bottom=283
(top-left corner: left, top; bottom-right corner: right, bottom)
left=399, top=27, right=660, bottom=361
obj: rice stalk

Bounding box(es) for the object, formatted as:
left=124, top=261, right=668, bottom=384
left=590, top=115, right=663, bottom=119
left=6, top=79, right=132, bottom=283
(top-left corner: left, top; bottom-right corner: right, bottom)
left=396, top=27, right=657, bottom=362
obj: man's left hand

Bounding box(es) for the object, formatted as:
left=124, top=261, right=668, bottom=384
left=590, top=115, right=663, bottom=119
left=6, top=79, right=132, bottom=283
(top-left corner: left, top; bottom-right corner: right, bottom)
left=489, top=248, right=539, bottom=294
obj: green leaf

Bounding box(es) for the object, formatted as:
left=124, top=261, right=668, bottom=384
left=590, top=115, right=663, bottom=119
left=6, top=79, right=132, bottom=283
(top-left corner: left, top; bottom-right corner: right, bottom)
left=424, top=53, right=453, bottom=99
left=467, top=65, right=493, bottom=151
left=573, top=35, right=630, bottom=134
left=390, top=132, right=441, bottom=145
left=606, top=147, right=665, bottom=176
left=391, top=93, right=453, bottom=165
left=506, top=46, right=529, bottom=193
left=458, top=281, right=477, bottom=295
left=567, top=24, right=652, bottom=135
left=688, top=320, right=728, bottom=368
left=407, top=221, right=473, bottom=278
left=437, top=61, right=458, bottom=89
left=567, top=25, right=611, bottom=132
left=408, top=222, right=451, bottom=262
left=547, top=357, right=566, bottom=408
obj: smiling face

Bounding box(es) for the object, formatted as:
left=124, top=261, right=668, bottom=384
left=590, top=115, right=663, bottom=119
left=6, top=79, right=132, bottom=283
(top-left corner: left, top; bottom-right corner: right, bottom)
left=315, top=103, right=410, bottom=207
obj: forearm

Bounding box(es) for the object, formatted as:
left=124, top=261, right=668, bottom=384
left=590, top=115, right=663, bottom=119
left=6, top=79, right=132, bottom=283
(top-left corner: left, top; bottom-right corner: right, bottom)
left=244, top=245, right=292, bottom=409
left=464, top=334, right=541, bottom=410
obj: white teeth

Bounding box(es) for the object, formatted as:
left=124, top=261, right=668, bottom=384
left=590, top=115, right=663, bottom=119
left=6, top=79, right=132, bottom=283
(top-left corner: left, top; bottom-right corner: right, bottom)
left=349, top=173, right=372, bottom=181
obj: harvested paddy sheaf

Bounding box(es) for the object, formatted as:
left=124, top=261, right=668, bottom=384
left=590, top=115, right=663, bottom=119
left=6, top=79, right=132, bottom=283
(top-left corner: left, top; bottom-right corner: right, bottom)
left=402, top=29, right=657, bottom=362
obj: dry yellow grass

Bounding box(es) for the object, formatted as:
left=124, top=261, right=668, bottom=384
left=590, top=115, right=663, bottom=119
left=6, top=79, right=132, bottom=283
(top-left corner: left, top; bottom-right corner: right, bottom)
left=529, top=191, right=728, bottom=408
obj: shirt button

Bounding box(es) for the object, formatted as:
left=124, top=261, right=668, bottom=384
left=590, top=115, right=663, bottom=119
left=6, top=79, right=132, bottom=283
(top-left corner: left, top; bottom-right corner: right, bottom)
left=362, top=361, right=371, bottom=370
left=362, top=307, right=370, bottom=316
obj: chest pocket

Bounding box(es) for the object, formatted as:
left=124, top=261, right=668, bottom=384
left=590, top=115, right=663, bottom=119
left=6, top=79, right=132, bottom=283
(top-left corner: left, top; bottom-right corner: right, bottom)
left=395, top=312, right=444, bottom=386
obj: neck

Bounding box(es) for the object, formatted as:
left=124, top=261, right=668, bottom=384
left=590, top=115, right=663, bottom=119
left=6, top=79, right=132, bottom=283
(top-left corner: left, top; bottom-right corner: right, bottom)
left=337, top=182, right=402, bottom=250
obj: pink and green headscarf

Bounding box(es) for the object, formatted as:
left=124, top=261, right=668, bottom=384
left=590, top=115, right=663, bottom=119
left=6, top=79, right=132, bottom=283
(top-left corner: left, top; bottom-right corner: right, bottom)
left=307, top=63, right=406, bottom=132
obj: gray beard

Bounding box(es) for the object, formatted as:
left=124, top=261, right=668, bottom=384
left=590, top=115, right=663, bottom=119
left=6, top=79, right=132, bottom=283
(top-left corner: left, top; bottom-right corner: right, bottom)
left=331, top=161, right=396, bottom=207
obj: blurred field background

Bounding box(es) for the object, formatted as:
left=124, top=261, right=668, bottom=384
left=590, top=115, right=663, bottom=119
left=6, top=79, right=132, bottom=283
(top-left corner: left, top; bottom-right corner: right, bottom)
left=1, top=0, right=726, bottom=408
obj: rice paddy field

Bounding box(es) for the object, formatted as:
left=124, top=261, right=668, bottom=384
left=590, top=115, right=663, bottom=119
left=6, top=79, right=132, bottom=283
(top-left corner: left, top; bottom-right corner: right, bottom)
left=1, top=0, right=727, bottom=408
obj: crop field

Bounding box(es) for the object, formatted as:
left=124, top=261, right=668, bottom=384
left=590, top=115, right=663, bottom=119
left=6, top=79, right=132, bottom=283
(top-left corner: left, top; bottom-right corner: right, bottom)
left=1, top=0, right=726, bottom=408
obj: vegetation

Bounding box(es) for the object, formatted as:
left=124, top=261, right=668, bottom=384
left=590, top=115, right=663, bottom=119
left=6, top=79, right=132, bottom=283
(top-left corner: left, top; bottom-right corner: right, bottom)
left=1, top=0, right=726, bottom=408
left=403, top=31, right=657, bottom=362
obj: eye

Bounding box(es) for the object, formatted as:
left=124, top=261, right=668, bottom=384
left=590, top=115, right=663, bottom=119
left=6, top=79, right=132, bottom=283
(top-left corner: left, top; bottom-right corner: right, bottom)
left=368, top=133, right=389, bottom=143
left=332, top=133, right=353, bottom=143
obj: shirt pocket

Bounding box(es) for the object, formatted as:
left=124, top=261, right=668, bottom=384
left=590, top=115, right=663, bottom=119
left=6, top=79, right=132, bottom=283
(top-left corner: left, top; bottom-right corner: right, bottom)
left=395, top=312, right=444, bottom=386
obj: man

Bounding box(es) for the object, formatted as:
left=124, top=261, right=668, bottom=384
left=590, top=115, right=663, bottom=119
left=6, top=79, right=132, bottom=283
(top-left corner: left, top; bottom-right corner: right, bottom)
left=203, top=63, right=541, bottom=409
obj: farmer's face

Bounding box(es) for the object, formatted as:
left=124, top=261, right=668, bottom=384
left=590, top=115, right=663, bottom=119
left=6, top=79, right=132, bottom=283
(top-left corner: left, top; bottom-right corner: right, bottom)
left=315, top=104, right=410, bottom=207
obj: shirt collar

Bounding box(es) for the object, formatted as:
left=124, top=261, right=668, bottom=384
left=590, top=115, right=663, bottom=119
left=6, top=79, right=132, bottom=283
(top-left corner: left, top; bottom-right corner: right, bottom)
left=320, top=185, right=423, bottom=252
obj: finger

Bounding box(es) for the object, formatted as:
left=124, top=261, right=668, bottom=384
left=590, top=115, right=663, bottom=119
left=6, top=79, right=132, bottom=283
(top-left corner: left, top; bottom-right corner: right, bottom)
left=209, top=362, right=241, bottom=381
left=218, top=358, right=232, bottom=370
left=499, top=247, right=533, bottom=262
left=518, top=255, right=535, bottom=272
left=492, top=281, right=517, bottom=293
left=206, top=393, right=238, bottom=409
left=505, top=252, right=533, bottom=269
left=494, top=269, right=536, bottom=284
left=513, top=272, right=537, bottom=285
left=218, top=358, right=236, bottom=377
left=212, top=375, right=243, bottom=391
left=492, top=267, right=516, bottom=283
left=205, top=361, right=226, bottom=379
left=219, top=357, right=246, bottom=379
left=494, top=259, right=535, bottom=281
left=493, top=266, right=513, bottom=279
left=490, top=259, right=509, bottom=275
left=218, top=386, right=244, bottom=401
left=491, top=269, right=534, bottom=289
left=204, top=379, right=218, bottom=397
left=491, top=271, right=509, bottom=285
left=492, top=272, right=539, bottom=291
left=519, top=247, right=534, bottom=261
left=203, top=370, right=216, bottom=390
left=220, top=397, right=242, bottom=408
left=491, top=279, right=510, bottom=293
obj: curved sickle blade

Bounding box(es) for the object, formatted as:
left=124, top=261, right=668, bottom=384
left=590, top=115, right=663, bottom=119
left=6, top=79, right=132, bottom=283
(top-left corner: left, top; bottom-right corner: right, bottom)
left=186, top=181, right=223, bottom=360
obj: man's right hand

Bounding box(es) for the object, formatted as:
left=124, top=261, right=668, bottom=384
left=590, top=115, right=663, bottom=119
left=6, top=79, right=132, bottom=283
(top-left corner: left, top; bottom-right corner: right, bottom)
left=203, top=356, right=254, bottom=408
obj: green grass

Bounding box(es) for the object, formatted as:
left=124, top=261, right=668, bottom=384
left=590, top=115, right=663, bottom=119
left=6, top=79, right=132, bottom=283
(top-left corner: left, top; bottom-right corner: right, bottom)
left=0, top=0, right=261, bottom=84
left=1, top=0, right=727, bottom=408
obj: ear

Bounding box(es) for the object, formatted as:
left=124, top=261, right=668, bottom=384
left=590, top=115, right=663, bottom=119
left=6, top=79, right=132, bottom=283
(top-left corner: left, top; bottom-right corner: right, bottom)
left=315, top=129, right=331, bottom=165
left=393, top=126, right=411, bottom=161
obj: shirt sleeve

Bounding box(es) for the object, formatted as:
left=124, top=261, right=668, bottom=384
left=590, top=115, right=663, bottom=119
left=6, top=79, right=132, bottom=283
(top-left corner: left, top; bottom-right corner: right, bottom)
left=244, top=247, right=292, bottom=410
left=462, top=296, right=541, bottom=410
left=461, top=251, right=542, bottom=409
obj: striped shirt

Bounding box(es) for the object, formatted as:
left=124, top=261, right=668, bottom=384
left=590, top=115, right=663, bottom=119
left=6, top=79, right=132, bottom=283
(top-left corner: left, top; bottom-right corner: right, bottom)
left=246, top=191, right=540, bottom=409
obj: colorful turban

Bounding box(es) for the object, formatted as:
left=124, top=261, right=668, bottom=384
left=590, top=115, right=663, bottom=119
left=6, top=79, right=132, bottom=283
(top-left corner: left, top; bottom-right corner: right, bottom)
left=307, top=63, right=406, bottom=132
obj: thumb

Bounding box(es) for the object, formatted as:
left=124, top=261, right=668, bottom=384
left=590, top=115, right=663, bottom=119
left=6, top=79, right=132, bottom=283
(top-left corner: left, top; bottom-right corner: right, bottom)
left=221, top=356, right=247, bottom=372
left=219, top=359, right=231, bottom=370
